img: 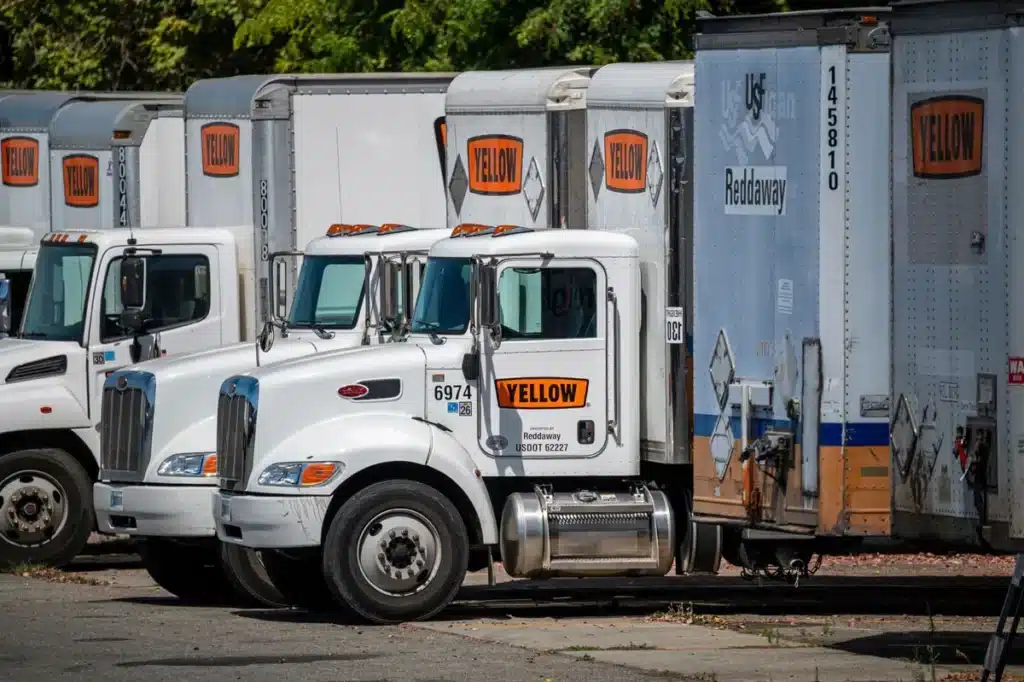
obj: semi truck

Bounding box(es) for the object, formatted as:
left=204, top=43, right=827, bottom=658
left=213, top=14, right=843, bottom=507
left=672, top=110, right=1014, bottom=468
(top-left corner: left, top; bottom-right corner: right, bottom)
left=0, top=73, right=454, bottom=571
left=93, top=223, right=451, bottom=606
left=89, top=73, right=456, bottom=601
left=0, top=225, right=256, bottom=568
left=209, top=61, right=702, bottom=623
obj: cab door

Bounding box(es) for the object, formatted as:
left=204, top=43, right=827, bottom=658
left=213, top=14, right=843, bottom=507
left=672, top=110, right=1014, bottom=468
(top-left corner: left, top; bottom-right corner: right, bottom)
left=86, top=244, right=221, bottom=422
left=478, top=258, right=608, bottom=458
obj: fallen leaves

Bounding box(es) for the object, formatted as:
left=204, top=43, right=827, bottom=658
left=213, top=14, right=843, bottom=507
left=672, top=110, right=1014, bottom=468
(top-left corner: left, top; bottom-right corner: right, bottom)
left=11, top=565, right=110, bottom=587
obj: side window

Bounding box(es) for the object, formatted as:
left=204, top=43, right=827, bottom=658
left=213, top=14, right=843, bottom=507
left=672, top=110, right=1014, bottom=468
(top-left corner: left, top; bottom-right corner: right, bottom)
left=497, top=266, right=598, bottom=340
left=100, top=254, right=211, bottom=342
left=315, top=261, right=364, bottom=323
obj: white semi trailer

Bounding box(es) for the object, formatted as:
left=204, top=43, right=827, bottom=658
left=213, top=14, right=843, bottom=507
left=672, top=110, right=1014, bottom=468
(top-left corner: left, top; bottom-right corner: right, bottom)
left=209, top=61, right=702, bottom=623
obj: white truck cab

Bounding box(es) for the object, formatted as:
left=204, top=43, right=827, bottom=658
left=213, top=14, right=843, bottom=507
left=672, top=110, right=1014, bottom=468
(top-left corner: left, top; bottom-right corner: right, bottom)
left=0, top=226, right=253, bottom=568
left=92, top=224, right=450, bottom=606
left=214, top=224, right=649, bottom=622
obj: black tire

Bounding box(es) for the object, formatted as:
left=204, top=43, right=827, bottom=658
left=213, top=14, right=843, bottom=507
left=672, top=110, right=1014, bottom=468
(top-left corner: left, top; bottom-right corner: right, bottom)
left=138, top=538, right=231, bottom=605
left=322, top=479, right=468, bottom=624
left=218, top=543, right=290, bottom=608
left=0, top=448, right=93, bottom=569
left=259, top=550, right=336, bottom=610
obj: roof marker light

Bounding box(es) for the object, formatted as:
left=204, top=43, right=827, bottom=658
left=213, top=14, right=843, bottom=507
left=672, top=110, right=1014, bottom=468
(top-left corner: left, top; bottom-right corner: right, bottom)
left=450, top=223, right=494, bottom=238
left=492, top=225, right=533, bottom=237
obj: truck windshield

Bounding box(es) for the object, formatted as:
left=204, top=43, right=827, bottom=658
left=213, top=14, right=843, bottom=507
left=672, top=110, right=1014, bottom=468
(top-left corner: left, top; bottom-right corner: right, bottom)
left=19, top=243, right=98, bottom=343
left=288, top=255, right=365, bottom=329
left=411, top=257, right=471, bottom=335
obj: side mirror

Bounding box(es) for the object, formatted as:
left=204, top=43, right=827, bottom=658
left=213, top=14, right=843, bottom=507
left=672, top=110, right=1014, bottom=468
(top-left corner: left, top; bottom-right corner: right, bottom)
left=380, top=258, right=402, bottom=325
left=268, top=252, right=293, bottom=324
left=478, top=263, right=498, bottom=328
left=0, top=277, right=10, bottom=335
left=120, top=256, right=147, bottom=310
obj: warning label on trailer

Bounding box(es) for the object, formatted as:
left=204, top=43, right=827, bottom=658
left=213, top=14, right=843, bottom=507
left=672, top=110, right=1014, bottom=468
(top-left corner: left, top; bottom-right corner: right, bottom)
left=467, top=135, right=523, bottom=195
left=911, top=95, right=984, bottom=179
left=724, top=166, right=787, bottom=216
left=1, top=137, right=39, bottom=187
left=495, top=377, right=589, bottom=409
left=201, top=122, right=240, bottom=178
left=62, top=154, right=100, bottom=208
left=1009, top=357, right=1024, bottom=385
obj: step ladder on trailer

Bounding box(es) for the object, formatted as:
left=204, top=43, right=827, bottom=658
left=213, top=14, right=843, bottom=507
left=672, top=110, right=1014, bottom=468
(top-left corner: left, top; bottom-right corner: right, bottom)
left=982, top=555, right=1024, bottom=681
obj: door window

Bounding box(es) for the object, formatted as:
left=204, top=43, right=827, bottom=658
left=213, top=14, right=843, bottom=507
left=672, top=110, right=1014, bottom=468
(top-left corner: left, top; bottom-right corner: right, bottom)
left=497, top=266, right=598, bottom=340
left=100, top=254, right=211, bottom=342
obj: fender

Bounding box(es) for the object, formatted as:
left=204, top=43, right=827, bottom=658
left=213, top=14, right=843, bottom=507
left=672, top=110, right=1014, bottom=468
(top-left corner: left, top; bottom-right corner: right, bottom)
left=252, top=413, right=435, bottom=495
left=144, top=412, right=216, bottom=481
left=0, top=379, right=89, bottom=433
left=425, top=425, right=499, bottom=545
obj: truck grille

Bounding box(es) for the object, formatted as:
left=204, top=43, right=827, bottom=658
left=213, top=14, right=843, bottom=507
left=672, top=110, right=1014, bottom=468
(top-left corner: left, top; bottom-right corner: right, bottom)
left=217, top=376, right=258, bottom=489
left=100, top=371, right=156, bottom=473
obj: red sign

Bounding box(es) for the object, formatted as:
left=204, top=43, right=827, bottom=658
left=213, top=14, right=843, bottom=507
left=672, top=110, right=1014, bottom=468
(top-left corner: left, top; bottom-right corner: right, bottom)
left=1009, top=357, right=1024, bottom=385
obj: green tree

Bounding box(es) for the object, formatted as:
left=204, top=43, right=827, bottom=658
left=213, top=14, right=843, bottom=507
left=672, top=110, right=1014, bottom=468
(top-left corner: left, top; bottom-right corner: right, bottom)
left=0, top=0, right=276, bottom=91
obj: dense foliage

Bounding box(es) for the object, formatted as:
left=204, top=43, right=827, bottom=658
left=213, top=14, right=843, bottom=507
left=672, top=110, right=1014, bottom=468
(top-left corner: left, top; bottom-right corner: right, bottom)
left=0, top=0, right=877, bottom=90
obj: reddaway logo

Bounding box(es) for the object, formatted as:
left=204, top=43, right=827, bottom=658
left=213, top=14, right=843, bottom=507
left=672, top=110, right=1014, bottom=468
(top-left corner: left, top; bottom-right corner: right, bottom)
left=719, top=73, right=790, bottom=164
left=719, top=72, right=795, bottom=217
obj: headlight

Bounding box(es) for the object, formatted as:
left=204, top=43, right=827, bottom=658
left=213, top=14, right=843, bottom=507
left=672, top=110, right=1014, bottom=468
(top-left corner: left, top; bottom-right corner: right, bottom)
left=157, top=453, right=217, bottom=477
left=257, top=462, right=343, bottom=487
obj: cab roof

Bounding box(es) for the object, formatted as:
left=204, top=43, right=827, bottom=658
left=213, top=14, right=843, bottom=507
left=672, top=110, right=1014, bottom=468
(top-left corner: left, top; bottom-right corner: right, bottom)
left=305, top=227, right=451, bottom=256
left=41, top=226, right=245, bottom=248
left=429, top=226, right=638, bottom=260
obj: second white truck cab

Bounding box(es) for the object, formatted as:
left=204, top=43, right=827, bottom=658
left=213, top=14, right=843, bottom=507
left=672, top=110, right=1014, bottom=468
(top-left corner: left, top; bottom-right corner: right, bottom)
left=92, top=224, right=450, bottom=606
left=0, top=226, right=254, bottom=568
left=214, top=224, right=658, bottom=622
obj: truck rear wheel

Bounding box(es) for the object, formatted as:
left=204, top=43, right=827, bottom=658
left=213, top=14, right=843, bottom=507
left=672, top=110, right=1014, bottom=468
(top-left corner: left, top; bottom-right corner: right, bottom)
left=259, top=550, right=335, bottom=610
left=322, top=479, right=468, bottom=624
left=0, top=448, right=93, bottom=569
left=218, top=543, right=289, bottom=608
left=139, top=538, right=232, bottom=604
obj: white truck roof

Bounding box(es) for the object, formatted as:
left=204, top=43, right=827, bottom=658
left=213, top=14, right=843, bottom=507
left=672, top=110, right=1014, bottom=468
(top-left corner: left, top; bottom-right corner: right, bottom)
left=304, top=226, right=451, bottom=256
left=430, top=225, right=637, bottom=260
left=0, top=227, right=35, bottom=251
left=41, top=226, right=246, bottom=248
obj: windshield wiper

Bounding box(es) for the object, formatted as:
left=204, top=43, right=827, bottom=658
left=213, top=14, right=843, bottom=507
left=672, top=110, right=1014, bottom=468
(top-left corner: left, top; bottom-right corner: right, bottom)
left=311, top=324, right=335, bottom=340
left=412, top=320, right=447, bottom=345
left=18, top=332, right=48, bottom=339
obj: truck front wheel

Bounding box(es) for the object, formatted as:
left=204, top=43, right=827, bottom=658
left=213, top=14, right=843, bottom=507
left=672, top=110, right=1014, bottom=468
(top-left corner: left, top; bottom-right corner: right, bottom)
left=258, top=550, right=335, bottom=610
left=0, top=448, right=93, bottom=569
left=322, top=479, right=468, bottom=624
left=138, top=538, right=231, bottom=605
left=218, top=543, right=289, bottom=608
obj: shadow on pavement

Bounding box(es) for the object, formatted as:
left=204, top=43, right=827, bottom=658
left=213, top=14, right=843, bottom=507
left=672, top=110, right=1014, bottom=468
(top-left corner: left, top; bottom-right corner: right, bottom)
left=830, top=630, right=1010, bottom=667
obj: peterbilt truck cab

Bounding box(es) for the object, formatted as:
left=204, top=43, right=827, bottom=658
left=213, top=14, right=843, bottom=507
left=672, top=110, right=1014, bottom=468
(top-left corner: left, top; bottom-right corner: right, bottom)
left=0, top=226, right=254, bottom=568
left=93, top=224, right=450, bottom=607
left=213, top=224, right=697, bottom=624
